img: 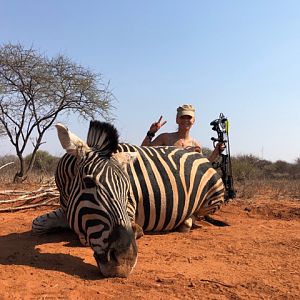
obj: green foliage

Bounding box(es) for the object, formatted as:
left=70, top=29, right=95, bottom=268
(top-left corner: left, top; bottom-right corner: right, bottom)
left=24, top=151, right=59, bottom=175
left=231, top=155, right=264, bottom=180
left=231, top=154, right=300, bottom=181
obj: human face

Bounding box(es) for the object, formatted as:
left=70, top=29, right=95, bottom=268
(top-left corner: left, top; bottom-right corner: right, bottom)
left=176, top=115, right=195, bottom=130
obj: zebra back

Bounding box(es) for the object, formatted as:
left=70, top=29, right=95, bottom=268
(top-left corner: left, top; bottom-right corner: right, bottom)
left=116, top=143, right=224, bottom=232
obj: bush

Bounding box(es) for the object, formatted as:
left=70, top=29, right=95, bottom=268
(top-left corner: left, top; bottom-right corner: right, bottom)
left=0, top=155, right=19, bottom=182
left=231, top=155, right=264, bottom=181
left=25, top=151, right=60, bottom=175
left=230, top=155, right=300, bottom=181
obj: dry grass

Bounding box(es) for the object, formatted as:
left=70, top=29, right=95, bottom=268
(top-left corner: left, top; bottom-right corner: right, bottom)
left=236, top=179, right=300, bottom=200
left=0, top=168, right=54, bottom=185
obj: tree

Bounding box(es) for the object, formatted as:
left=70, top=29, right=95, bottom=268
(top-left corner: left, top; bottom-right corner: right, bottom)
left=25, top=150, right=59, bottom=175
left=0, top=43, right=114, bottom=182
left=231, top=154, right=263, bottom=180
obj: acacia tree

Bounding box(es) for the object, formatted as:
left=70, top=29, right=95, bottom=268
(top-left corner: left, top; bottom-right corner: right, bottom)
left=0, top=43, right=114, bottom=182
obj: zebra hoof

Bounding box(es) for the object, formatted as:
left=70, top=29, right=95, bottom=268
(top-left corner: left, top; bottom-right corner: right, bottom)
left=176, top=218, right=192, bottom=233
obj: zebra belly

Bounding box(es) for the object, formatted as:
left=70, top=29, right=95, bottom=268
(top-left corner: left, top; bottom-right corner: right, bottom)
left=136, top=195, right=193, bottom=232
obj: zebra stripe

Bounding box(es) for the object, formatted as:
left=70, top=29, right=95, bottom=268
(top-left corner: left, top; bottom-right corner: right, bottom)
left=32, top=142, right=224, bottom=235
left=67, top=152, right=137, bottom=277
left=55, top=153, right=77, bottom=211
left=31, top=207, right=68, bottom=235
left=116, top=143, right=224, bottom=232
left=33, top=121, right=138, bottom=277
left=65, top=150, right=132, bottom=247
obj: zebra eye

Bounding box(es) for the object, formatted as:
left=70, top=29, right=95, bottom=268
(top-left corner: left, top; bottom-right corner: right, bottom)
left=83, top=176, right=96, bottom=188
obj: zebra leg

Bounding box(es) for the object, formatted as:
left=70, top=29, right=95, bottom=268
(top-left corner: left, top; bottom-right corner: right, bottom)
left=194, top=198, right=224, bottom=219
left=32, top=207, right=69, bottom=235
left=132, top=222, right=144, bottom=239
left=176, top=217, right=193, bottom=233
left=193, top=199, right=229, bottom=227
left=127, top=195, right=143, bottom=239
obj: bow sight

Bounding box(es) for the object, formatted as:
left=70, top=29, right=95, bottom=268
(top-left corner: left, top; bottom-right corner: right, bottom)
left=210, top=113, right=236, bottom=202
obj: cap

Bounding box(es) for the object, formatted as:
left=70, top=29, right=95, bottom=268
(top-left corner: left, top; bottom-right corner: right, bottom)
left=176, top=104, right=195, bottom=118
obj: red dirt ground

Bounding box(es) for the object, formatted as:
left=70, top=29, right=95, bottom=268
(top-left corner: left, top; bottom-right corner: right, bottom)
left=0, top=191, right=299, bottom=299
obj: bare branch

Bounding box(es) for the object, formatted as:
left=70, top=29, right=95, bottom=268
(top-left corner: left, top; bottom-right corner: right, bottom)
left=0, top=162, right=14, bottom=170
left=0, top=43, right=114, bottom=181
left=0, top=199, right=59, bottom=212
left=0, top=178, right=60, bottom=211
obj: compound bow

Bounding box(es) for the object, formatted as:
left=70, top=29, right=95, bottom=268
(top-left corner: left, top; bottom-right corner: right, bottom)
left=210, top=113, right=236, bottom=202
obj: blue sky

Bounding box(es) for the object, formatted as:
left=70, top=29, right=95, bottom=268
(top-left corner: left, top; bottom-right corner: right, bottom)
left=1, top=1, right=299, bottom=162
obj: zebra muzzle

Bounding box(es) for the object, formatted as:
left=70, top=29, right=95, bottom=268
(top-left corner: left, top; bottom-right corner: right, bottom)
left=106, top=248, right=120, bottom=265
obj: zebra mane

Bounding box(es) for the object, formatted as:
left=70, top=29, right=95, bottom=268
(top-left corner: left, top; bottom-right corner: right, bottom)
left=86, top=121, right=119, bottom=156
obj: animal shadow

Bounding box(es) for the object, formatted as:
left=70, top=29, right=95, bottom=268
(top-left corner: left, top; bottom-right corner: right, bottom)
left=0, top=229, right=103, bottom=280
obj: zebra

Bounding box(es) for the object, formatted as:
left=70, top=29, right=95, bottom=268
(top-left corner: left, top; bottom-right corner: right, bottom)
left=114, top=143, right=224, bottom=232
left=42, top=121, right=138, bottom=278
left=33, top=144, right=225, bottom=234
left=32, top=121, right=225, bottom=276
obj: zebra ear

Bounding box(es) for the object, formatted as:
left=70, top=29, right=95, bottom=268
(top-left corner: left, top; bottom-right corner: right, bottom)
left=55, top=123, right=91, bottom=157
left=112, top=152, right=138, bottom=171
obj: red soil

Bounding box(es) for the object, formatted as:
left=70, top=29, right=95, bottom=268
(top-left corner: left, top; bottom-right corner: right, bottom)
left=0, top=191, right=299, bottom=299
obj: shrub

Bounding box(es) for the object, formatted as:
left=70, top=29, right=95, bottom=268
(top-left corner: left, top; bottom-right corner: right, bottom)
left=24, top=151, right=60, bottom=175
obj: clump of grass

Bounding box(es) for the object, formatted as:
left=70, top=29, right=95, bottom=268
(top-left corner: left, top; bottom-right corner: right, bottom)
left=236, top=179, right=300, bottom=200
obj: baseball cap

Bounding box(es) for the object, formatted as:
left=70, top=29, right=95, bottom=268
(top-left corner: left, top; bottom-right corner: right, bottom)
left=176, top=104, right=195, bottom=118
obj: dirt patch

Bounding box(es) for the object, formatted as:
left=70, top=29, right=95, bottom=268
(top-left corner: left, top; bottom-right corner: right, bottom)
left=0, top=195, right=299, bottom=299
left=243, top=200, right=300, bottom=220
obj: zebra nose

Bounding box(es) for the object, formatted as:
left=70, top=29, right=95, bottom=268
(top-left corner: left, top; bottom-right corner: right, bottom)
left=109, top=225, right=134, bottom=248
left=94, top=248, right=121, bottom=266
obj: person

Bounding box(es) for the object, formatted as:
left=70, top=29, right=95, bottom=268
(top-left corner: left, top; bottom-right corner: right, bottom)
left=141, top=104, right=224, bottom=162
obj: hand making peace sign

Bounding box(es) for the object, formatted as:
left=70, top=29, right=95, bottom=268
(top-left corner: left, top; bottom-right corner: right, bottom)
left=148, top=116, right=167, bottom=134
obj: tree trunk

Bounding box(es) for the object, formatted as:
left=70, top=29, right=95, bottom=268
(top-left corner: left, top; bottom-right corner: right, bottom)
left=13, top=172, right=27, bottom=183
left=13, top=154, right=27, bottom=183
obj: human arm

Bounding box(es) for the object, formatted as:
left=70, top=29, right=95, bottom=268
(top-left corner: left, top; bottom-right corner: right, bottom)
left=208, top=142, right=225, bottom=162
left=141, top=116, right=167, bottom=146
left=191, top=140, right=202, bottom=153
left=141, top=133, right=167, bottom=146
